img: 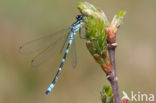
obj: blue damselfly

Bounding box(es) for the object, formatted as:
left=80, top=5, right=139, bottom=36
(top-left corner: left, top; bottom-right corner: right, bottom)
left=20, top=15, right=86, bottom=95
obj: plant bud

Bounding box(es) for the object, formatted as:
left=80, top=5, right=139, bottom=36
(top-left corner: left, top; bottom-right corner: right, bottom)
left=93, top=54, right=102, bottom=64
left=86, top=40, right=92, bottom=49
left=102, top=50, right=107, bottom=59
left=101, top=63, right=112, bottom=73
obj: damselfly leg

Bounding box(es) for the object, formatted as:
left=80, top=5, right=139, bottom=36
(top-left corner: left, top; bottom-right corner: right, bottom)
left=70, top=39, right=77, bottom=68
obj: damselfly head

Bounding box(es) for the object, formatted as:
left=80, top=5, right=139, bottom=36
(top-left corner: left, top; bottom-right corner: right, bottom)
left=76, top=15, right=85, bottom=20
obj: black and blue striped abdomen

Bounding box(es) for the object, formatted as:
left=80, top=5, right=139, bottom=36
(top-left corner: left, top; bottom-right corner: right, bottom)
left=45, top=16, right=84, bottom=94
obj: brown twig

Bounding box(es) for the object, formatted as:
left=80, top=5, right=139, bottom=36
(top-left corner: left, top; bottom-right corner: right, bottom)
left=107, top=43, right=121, bottom=103
left=106, top=24, right=121, bottom=103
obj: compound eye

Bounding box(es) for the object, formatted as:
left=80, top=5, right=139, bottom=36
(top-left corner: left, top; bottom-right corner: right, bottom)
left=76, top=15, right=78, bottom=19
left=76, top=15, right=81, bottom=19
left=76, top=16, right=78, bottom=19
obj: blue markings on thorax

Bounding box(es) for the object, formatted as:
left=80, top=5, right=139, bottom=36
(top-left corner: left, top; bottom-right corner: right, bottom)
left=68, top=39, right=72, bottom=45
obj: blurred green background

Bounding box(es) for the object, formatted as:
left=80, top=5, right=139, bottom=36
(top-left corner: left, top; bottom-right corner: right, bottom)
left=0, top=0, right=156, bottom=103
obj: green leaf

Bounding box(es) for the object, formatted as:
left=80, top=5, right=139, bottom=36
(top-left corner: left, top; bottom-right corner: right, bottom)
left=77, top=2, right=126, bottom=71
left=101, top=85, right=114, bottom=103
left=77, top=2, right=109, bottom=63
left=116, top=11, right=126, bottom=19
left=111, top=11, right=126, bottom=29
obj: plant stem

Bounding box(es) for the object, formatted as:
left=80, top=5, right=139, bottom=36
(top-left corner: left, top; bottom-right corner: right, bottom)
left=108, top=44, right=121, bottom=103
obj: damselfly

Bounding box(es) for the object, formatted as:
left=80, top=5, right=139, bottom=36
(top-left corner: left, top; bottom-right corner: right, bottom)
left=20, top=15, right=86, bottom=95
